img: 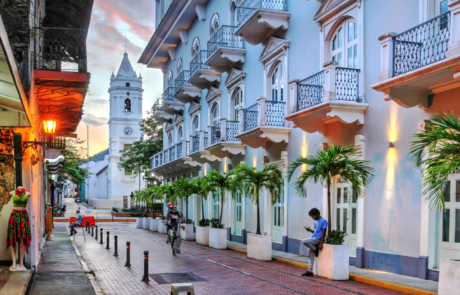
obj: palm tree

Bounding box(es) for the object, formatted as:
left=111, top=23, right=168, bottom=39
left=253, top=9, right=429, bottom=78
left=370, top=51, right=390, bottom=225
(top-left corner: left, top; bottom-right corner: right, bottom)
left=207, top=170, right=233, bottom=225
left=230, top=163, right=284, bottom=235
left=191, top=176, right=214, bottom=220
left=157, top=184, right=175, bottom=215
left=410, top=112, right=460, bottom=210
left=288, top=144, right=375, bottom=236
left=173, top=178, right=193, bottom=221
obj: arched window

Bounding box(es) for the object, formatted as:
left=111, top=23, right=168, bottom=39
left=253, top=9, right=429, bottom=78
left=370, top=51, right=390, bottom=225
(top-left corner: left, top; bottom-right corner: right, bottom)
left=331, top=19, right=359, bottom=68
left=177, top=125, right=183, bottom=142
left=231, top=88, right=243, bottom=120
left=192, top=116, right=199, bottom=135
left=271, top=64, right=284, bottom=102
left=167, top=132, right=173, bottom=147
left=127, top=92, right=130, bottom=95
left=210, top=13, right=220, bottom=36
left=126, top=82, right=130, bottom=87
left=230, top=1, right=238, bottom=26
left=176, top=58, right=183, bottom=75
left=211, top=103, right=220, bottom=125
left=191, top=37, right=200, bottom=58
left=167, top=70, right=174, bottom=87
left=124, top=98, right=131, bottom=112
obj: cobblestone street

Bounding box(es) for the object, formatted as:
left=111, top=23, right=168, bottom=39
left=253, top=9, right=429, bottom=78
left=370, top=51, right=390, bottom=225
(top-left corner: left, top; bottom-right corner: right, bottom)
left=71, top=223, right=406, bottom=295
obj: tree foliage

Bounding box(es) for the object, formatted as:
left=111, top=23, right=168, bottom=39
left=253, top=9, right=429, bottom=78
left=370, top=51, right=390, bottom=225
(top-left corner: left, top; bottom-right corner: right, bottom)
left=62, top=138, right=88, bottom=185
left=207, top=170, right=234, bottom=225
left=118, top=139, right=161, bottom=177
left=140, top=104, right=164, bottom=141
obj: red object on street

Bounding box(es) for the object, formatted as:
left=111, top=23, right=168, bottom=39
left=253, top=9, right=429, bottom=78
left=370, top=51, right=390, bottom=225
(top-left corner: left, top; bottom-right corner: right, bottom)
left=70, top=216, right=96, bottom=227
left=180, top=224, right=186, bottom=230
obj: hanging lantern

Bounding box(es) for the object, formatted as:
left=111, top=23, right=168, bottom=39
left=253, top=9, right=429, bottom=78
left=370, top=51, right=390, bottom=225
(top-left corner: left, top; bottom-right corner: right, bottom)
left=43, top=119, right=56, bottom=134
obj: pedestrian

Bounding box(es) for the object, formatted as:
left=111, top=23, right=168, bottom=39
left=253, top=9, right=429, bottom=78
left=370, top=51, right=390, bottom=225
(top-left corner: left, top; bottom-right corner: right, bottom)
left=301, top=208, right=327, bottom=277
left=69, top=210, right=83, bottom=236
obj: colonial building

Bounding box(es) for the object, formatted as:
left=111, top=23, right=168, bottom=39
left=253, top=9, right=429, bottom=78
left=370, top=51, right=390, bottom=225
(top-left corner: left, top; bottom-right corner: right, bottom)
left=139, top=0, right=460, bottom=281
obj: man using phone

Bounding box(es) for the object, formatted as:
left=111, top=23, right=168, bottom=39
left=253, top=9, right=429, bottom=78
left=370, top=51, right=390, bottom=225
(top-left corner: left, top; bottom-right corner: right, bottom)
left=301, top=208, right=327, bottom=277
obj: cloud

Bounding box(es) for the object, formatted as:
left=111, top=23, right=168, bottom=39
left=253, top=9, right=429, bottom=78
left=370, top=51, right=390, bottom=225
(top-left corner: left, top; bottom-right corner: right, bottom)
left=81, top=113, right=108, bottom=126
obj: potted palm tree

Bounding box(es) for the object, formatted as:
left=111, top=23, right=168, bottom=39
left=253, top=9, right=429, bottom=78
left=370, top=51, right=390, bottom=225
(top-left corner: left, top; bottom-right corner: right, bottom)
left=230, top=163, right=283, bottom=261
left=288, top=144, right=374, bottom=279
left=191, top=177, right=214, bottom=245
left=410, top=112, right=460, bottom=293
left=173, top=178, right=194, bottom=241
left=156, top=184, right=174, bottom=234
left=134, top=190, right=145, bottom=229
left=147, top=186, right=159, bottom=231
left=207, top=170, right=232, bottom=249
left=141, top=189, right=151, bottom=230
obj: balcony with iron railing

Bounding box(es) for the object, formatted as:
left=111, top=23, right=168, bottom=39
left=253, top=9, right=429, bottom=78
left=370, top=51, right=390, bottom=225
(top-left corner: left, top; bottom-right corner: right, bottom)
left=152, top=97, right=173, bottom=124
left=205, top=119, right=246, bottom=158
left=149, top=140, right=198, bottom=174
left=286, top=62, right=368, bottom=134
left=205, top=26, right=246, bottom=73
left=236, top=97, right=290, bottom=149
left=161, top=87, right=184, bottom=115
left=173, top=70, right=201, bottom=103
left=188, top=50, right=220, bottom=89
left=234, top=0, right=290, bottom=46
left=187, top=131, right=220, bottom=163
left=373, top=3, right=460, bottom=109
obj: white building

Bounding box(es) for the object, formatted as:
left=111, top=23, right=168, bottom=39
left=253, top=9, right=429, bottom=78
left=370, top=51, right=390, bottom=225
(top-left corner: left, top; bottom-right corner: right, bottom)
left=139, top=0, right=460, bottom=281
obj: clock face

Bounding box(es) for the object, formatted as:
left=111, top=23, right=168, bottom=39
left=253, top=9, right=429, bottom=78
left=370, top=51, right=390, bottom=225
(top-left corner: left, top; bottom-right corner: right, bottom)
left=124, top=126, right=133, bottom=135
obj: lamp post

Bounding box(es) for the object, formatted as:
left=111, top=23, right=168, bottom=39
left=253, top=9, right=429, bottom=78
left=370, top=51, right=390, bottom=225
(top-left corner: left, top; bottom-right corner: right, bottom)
left=130, top=191, right=134, bottom=209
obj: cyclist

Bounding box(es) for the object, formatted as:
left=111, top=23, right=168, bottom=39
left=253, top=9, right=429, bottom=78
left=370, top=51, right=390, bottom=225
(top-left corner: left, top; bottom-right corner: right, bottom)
left=165, top=203, right=184, bottom=244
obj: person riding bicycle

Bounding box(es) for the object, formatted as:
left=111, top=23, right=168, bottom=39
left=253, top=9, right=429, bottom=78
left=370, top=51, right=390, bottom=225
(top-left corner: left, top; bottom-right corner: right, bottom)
left=165, top=203, right=184, bottom=244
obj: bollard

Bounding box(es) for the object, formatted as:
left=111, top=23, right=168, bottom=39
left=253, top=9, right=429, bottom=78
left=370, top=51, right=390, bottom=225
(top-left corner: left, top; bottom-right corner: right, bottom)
left=91, top=224, right=94, bottom=237
left=106, top=231, right=110, bottom=249
left=100, top=228, right=104, bottom=244
left=124, top=242, right=131, bottom=267
left=114, top=235, right=118, bottom=257
left=86, top=222, right=89, bottom=232
left=95, top=225, right=98, bottom=240
left=142, top=251, right=150, bottom=282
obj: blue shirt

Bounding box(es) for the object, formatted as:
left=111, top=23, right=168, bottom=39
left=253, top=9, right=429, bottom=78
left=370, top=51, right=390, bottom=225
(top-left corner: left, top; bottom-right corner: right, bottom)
left=311, top=218, right=328, bottom=240
left=76, top=214, right=83, bottom=226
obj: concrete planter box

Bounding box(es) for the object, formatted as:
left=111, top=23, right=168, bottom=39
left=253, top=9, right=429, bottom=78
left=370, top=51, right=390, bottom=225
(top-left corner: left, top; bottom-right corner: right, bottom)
left=209, top=228, right=227, bottom=249
left=313, top=244, right=349, bottom=280
left=180, top=224, right=194, bottom=241
left=136, top=218, right=143, bottom=229
left=143, top=217, right=150, bottom=230
left=196, top=226, right=209, bottom=246
left=247, top=233, right=272, bottom=261
left=439, top=259, right=460, bottom=295
left=158, top=220, right=167, bottom=234
left=150, top=218, right=159, bottom=232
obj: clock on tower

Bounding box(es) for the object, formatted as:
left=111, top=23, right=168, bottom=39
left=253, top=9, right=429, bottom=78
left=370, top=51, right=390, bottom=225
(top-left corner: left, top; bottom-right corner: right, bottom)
left=124, top=126, right=133, bottom=135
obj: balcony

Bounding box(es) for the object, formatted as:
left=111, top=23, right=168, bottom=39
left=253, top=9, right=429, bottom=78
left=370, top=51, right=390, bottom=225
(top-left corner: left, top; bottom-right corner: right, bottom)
left=236, top=97, right=290, bottom=149
left=153, top=98, right=173, bottom=124
left=188, top=50, right=221, bottom=89
left=150, top=140, right=200, bottom=176
left=285, top=63, right=368, bottom=134
left=161, top=87, right=184, bottom=115
left=205, top=119, right=246, bottom=158
left=188, top=131, right=220, bottom=163
left=372, top=4, right=460, bottom=109
left=173, top=70, right=201, bottom=103
left=205, top=26, right=246, bottom=73
left=234, top=0, right=290, bottom=46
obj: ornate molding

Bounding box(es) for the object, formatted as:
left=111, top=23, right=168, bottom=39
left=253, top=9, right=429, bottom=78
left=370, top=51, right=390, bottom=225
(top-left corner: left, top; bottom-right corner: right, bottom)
left=259, top=37, right=290, bottom=65
left=174, top=114, right=184, bottom=125
left=188, top=101, right=202, bottom=116
left=225, top=68, right=246, bottom=90
left=205, top=86, right=222, bottom=104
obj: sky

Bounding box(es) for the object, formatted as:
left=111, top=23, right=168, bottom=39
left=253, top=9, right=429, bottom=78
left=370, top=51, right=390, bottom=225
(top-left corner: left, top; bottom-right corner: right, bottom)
left=76, top=0, right=163, bottom=157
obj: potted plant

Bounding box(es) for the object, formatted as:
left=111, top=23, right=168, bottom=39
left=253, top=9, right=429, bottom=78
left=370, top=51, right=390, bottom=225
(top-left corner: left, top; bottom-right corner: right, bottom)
left=196, top=218, right=210, bottom=245
left=312, top=230, right=349, bottom=280
left=134, top=190, right=144, bottom=229
left=180, top=219, right=194, bottom=241
left=157, top=215, right=167, bottom=233
left=191, top=177, right=213, bottom=220
left=209, top=218, right=226, bottom=249
left=173, top=178, right=196, bottom=241
left=230, top=163, right=283, bottom=261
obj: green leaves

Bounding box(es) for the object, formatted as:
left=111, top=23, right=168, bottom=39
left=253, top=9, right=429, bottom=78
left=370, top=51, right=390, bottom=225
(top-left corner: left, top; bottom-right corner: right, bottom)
left=325, top=229, right=347, bottom=245
left=118, top=139, right=162, bottom=177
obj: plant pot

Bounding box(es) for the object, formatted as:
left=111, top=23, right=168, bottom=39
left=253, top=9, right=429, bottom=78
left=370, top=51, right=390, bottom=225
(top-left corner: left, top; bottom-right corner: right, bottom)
left=136, top=218, right=143, bottom=229
left=209, top=228, right=227, bottom=249
left=439, top=259, right=460, bottom=295
left=180, top=224, right=194, bottom=241
left=143, top=217, right=150, bottom=230
left=247, top=233, right=272, bottom=261
left=196, top=226, right=210, bottom=246
left=158, top=220, right=167, bottom=234
left=313, top=244, right=349, bottom=280
left=150, top=218, right=159, bottom=232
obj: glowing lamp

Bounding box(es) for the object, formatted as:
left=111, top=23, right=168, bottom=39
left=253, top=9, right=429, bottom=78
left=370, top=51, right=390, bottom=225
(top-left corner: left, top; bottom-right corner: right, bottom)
left=43, top=119, right=57, bottom=134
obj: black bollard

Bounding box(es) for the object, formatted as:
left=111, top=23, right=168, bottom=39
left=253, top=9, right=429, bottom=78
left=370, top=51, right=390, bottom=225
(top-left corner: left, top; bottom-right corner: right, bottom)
left=124, top=242, right=131, bottom=267
left=95, top=225, right=98, bottom=240
left=86, top=222, right=89, bottom=232
left=91, top=224, right=94, bottom=237
left=100, top=228, right=104, bottom=244
left=141, top=251, right=150, bottom=282
left=106, top=231, right=110, bottom=249
left=114, top=235, right=118, bottom=257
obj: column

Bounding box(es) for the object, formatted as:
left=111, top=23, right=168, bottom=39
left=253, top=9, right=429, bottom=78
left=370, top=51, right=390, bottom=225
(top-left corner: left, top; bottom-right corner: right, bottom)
left=288, top=80, right=299, bottom=115
left=378, top=33, right=396, bottom=81
left=322, top=62, right=338, bottom=102
left=238, top=109, right=245, bottom=133
left=257, top=97, right=267, bottom=127
left=220, top=118, right=227, bottom=142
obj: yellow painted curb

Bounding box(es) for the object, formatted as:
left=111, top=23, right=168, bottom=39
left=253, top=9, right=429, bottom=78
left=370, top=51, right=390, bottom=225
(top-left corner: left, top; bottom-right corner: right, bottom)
left=227, top=246, right=437, bottom=295
left=54, top=219, right=136, bottom=222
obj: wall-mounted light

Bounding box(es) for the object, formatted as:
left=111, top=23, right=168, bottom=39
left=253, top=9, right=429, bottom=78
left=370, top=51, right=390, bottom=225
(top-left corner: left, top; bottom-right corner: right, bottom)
left=389, top=142, right=395, bottom=148
left=43, top=119, right=57, bottom=134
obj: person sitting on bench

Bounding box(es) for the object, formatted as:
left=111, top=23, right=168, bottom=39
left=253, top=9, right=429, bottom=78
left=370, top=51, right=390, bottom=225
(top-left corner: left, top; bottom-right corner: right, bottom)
left=69, top=210, right=83, bottom=236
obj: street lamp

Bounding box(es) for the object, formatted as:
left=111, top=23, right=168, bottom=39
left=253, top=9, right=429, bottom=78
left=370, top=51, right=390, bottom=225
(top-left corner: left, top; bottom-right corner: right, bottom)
left=42, top=119, right=57, bottom=134
left=130, top=191, right=134, bottom=209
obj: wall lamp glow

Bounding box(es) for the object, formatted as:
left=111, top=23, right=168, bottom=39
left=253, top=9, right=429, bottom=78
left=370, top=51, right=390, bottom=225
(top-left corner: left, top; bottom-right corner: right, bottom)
left=389, top=142, right=395, bottom=148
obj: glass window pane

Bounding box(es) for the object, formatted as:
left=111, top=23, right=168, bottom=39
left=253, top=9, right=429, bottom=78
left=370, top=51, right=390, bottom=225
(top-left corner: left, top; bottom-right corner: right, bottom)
left=348, top=22, right=353, bottom=42
left=344, top=187, right=349, bottom=203
left=442, top=209, right=450, bottom=242
left=348, top=47, right=353, bottom=68
left=354, top=45, right=358, bottom=68
left=333, top=36, right=337, bottom=50
left=343, top=208, right=348, bottom=233
left=444, top=181, right=451, bottom=202
left=338, top=53, right=343, bottom=67
left=336, top=208, right=341, bottom=230
left=441, top=0, right=448, bottom=14
left=352, top=190, right=358, bottom=203
left=337, top=188, right=341, bottom=203
left=278, top=207, right=281, bottom=226
left=332, top=55, right=337, bottom=62
left=281, top=84, right=284, bottom=101
left=338, top=28, right=343, bottom=47
left=455, top=209, right=460, bottom=243
left=456, top=181, right=460, bottom=202
left=352, top=208, right=357, bottom=234
left=354, top=22, right=358, bottom=39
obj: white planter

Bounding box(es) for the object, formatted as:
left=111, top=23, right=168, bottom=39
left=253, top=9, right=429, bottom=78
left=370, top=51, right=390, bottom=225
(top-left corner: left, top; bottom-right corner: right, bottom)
left=143, top=218, right=150, bottom=230
left=136, top=218, right=143, bottom=229
left=180, top=224, right=194, bottom=241
left=209, top=228, right=227, bottom=249
left=150, top=218, right=159, bottom=232
left=196, top=226, right=210, bottom=246
left=439, top=259, right=460, bottom=295
left=247, top=233, right=272, bottom=261
left=313, top=244, right=349, bottom=280
left=158, top=220, right=167, bottom=234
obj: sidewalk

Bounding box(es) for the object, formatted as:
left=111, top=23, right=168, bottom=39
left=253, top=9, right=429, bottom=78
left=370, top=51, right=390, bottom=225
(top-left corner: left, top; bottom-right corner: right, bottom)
left=0, top=267, right=32, bottom=294
left=227, top=241, right=438, bottom=295
left=28, top=226, right=96, bottom=295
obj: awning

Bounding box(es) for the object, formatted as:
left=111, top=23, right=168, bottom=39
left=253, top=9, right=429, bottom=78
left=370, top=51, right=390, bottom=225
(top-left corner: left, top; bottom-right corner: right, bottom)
left=46, top=155, right=65, bottom=174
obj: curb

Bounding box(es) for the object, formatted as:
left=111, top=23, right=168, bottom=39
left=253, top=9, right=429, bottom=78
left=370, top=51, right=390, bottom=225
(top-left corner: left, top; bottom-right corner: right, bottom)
left=71, top=238, right=104, bottom=295
left=226, top=246, right=436, bottom=295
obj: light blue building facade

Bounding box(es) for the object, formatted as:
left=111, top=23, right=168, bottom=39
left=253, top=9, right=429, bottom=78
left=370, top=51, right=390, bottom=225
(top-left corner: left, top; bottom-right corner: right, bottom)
left=139, top=0, right=460, bottom=281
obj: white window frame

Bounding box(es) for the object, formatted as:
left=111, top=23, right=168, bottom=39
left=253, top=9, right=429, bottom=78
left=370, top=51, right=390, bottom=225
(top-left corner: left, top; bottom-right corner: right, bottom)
left=210, top=102, right=220, bottom=126
left=225, top=68, right=246, bottom=121
left=176, top=57, right=183, bottom=75
left=270, top=63, right=285, bottom=102
left=167, top=70, right=174, bottom=87
left=210, top=13, right=220, bottom=37
left=192, top=115, right=200, bottom=135
left=330, top=19, right=359, bottom=68
left=191, top=37, right=200, bottom=58
left=167, top=132, right=173, bottom=147
left=176, top=125, right=183, bottom=143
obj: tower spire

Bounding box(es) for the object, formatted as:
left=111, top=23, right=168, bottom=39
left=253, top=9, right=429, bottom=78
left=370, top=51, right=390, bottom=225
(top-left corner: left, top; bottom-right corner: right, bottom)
left=124, top=35, right=127, bottom=53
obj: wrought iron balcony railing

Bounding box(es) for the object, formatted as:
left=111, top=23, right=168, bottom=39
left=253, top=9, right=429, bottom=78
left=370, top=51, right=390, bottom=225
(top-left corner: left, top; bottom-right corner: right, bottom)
left=153, top=98, right=163, bottom=111
left=207, top=25, right=244, bottom=56
left=191, top=134, right=200, bottom=153
left=393, top=11, right=451, bottom=77
left=204, top=132, right=209, bottom=148
left=150, top=141, right=191, bottom=169
left=297, top=71, right=325, bottom=111
left=34, top=27, right=87, bottom=73
left=44, top=136, right=66, bottom=150
left=226, top=121, right=239, bottom=141
left=244, top=103, right=258, bottom=131
left=237, top=0, right=288, bottom=27
left=336, top=68, right=361, bottom=102
left=162, top=87, right=177, bottom=102
left=190, top=50, right=211, bottom=76
left=175, top=70, right=193, bottom=89
left=265, top=101, right=286, bottom=127
left=211, top=123, right=221, bottom=145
